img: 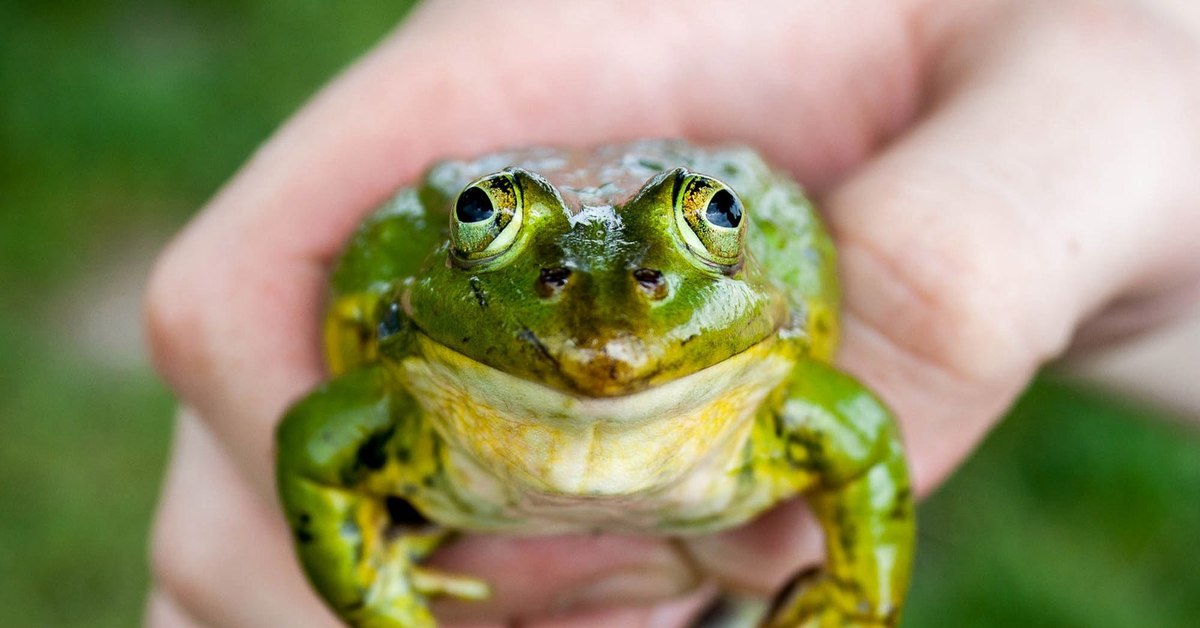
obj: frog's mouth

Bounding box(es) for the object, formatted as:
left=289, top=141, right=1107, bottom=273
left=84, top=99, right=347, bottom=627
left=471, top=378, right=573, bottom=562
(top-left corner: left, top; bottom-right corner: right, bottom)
left=526, top=332, right=664, bottom=397
left=409, top=327, right=667, bottom=398
left=406, top=330, right=791, bottom=422
left=409, top=322, right=778, bottom=400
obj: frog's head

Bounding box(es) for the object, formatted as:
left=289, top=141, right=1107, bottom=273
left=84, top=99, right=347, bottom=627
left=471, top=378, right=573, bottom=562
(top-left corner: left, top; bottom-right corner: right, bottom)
left=401, top=164, right=790, bottom=397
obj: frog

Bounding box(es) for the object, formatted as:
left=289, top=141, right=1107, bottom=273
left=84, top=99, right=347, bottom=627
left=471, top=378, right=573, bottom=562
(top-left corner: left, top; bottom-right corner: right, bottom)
left=275, top=140, right=915, bottom=627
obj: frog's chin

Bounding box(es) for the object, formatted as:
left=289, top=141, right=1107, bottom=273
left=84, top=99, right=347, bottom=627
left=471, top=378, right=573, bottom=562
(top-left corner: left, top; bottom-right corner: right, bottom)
left=399, top=333, right=795, bottom=495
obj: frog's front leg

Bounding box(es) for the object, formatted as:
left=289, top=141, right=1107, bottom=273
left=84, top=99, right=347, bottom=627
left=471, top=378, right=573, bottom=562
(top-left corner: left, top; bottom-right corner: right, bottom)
left=761, top=360, right=915, bottom=628
left=276, top=366, right=488, bottom=628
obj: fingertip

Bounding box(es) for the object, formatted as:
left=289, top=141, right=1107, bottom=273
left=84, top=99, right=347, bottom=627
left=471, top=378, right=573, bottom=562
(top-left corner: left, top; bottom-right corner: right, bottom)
left=681, top=500, right=823, bottom=595
left=430, top=534, right=700, bottom=623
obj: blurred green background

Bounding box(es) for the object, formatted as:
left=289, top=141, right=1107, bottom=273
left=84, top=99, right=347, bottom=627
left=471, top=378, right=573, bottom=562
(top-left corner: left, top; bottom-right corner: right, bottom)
left=1, top=2, right=1197, bottom=627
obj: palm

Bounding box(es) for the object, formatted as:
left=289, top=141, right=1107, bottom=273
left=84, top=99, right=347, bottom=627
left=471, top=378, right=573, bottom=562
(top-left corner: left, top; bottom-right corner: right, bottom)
left=146, top=1, right=1200, bottom=626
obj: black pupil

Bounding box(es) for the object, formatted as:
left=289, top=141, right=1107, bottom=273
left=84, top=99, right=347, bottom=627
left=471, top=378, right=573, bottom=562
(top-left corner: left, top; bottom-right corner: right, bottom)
left=456, top=186, right=495, bottom=223
left=705, top=189, right=742, bottom=228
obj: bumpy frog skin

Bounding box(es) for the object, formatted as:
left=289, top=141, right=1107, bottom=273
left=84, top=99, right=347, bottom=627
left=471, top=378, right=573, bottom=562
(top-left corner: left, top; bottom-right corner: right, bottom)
left=276, top=141, right=914, bottom=627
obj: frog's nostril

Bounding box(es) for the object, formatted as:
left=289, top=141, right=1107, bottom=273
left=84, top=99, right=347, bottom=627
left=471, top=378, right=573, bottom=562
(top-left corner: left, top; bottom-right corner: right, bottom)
left=536, top=267, right=572, bottom=297
left=633, top=268, right=667, bottom=300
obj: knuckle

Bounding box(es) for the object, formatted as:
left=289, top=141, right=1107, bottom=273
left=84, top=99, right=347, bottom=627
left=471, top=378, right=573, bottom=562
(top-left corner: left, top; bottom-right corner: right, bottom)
left=900, top=241, right=1031, bottom=381
left=142, top=243, right=202, bottom=387
left=840, top=206, right=1063, bottom=387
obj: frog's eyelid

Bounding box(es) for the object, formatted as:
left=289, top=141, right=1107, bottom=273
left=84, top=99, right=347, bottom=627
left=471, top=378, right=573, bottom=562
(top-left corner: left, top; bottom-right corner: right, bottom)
left=507, top=168, right=571, bottom=219
left=670, top=168, right=688, bottom=205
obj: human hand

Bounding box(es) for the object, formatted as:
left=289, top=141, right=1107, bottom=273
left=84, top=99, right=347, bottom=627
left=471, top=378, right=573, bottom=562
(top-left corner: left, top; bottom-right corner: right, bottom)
left=144, top=0, right=1200, bottom=625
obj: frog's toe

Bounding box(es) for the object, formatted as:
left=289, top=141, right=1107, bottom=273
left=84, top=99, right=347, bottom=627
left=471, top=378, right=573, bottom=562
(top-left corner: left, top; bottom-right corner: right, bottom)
left=410, top=565, right=490, bottom=601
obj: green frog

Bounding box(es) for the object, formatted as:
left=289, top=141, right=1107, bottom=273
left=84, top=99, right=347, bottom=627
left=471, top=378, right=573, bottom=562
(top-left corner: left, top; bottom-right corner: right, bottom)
left=276, top=140, right=914, bottom=627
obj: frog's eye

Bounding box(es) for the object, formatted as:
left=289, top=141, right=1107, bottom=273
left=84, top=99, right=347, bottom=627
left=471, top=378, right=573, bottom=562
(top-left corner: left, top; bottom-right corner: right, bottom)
left=673, top=172, right=745, bottom=267
left=450, top=172, right=524, bottom=261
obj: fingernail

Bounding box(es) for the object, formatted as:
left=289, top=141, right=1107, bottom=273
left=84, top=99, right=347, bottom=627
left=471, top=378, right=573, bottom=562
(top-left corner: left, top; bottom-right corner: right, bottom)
left=551, top=565, right=699, bottom=615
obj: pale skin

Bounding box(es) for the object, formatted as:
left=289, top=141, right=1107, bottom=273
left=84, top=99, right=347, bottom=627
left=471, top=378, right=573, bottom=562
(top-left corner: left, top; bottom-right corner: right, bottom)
left=143, top=0, right=1200, bottom=626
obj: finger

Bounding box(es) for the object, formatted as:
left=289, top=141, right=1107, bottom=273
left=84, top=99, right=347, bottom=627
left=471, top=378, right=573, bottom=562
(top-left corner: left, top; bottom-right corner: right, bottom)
left=152, top=409, right=701, bottom=626
left=522, top=584, right=717, bottom=628
left=832, top=1, right=1200, bottom=490
left=431, top=535, right=697, bottom=623
left=143, top=0, right=926, bottom=499
left=689, top=0, right=1200, bottom=591
left=682, top=501, right=823, bottom=594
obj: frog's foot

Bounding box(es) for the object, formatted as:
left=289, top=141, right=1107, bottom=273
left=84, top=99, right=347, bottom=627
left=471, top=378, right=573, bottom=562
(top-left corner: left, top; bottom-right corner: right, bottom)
left=359, top=528, right=490, bottom=628
left=409, top=565, right=490, bottom=600
left=762, top=569, right=897, bottom=628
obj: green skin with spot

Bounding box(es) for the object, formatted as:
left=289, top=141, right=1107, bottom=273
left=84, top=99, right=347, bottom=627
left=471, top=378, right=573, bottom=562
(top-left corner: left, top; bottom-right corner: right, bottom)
left=276, top=141, right=914, bottom=627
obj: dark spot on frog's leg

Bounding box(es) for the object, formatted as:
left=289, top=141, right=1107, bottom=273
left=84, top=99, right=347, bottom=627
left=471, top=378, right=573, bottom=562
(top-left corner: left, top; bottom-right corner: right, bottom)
left=384, top=496, right=430, bottom=528
left=834, top=503, right=858, bottom=562
left=830, top=573, right=864, bottom=598
left=771, top=413, right=785, bottom=439
left=889, top=486, right=912, bottom=521
left=785, top=432, right=828, bottom=474
left=355, top=427, right=395, bottom=472
left=469, top=276, right=488, bottom=309
left=293, top=513, right=315, bottom=542
left=812, top=309, right=832, bottom=337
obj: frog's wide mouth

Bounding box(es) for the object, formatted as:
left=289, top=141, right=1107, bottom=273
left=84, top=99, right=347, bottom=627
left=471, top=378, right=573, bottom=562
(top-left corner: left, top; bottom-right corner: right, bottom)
left=408, top=327, right=779, bottom=399
left=404, top=330, right=791, bottom=422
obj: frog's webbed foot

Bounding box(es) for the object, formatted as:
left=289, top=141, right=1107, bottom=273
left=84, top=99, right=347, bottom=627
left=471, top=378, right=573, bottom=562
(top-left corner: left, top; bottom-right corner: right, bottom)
left=763, top=569, right=896, bottom=628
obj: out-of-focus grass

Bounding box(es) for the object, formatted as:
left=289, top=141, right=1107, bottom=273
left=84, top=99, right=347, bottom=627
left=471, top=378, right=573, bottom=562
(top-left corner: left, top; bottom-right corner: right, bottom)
left=1, top=2, right=1197, bottom=627
left=906, top=379, right=1200, bottom=627
left=0, top=320, right=172, bottom=627
left=1, top=2, right=413, bottom=626
left=0, top=0, right=415, bottom=294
